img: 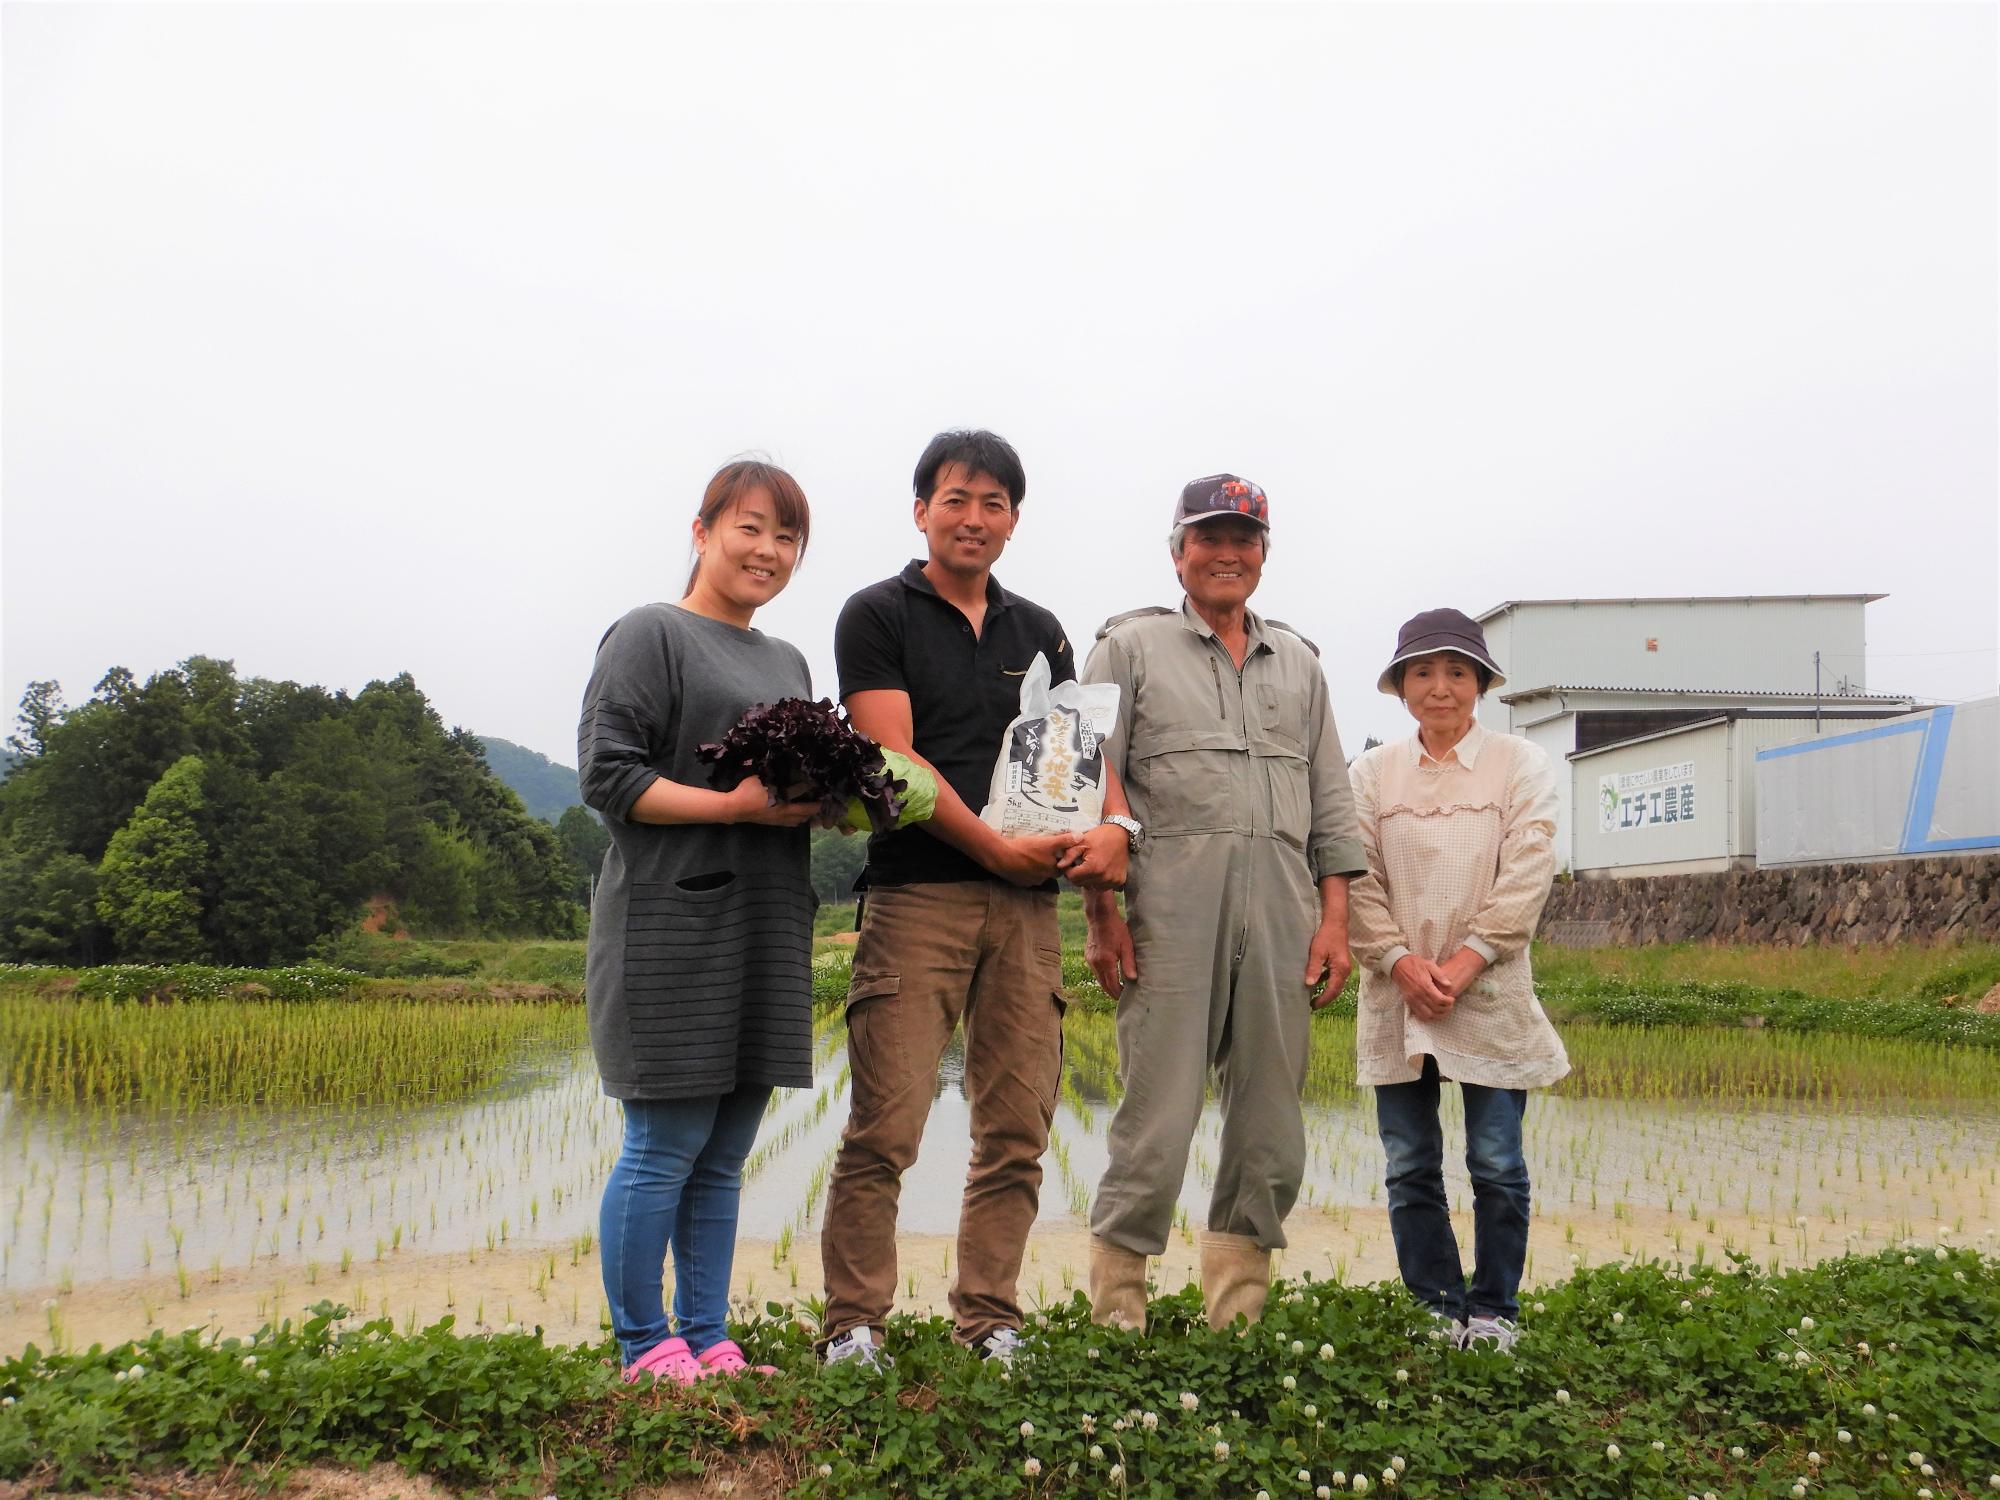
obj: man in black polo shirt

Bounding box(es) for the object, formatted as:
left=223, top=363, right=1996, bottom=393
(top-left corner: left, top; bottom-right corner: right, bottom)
left=819, top=429, right=1130, bottom=1367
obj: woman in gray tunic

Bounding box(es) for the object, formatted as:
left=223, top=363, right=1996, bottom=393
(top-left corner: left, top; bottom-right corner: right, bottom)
left=578, top=459, right=821, bottom=1384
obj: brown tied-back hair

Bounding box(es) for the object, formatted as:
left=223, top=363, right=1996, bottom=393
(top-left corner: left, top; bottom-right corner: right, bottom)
left=686, top=459, right=812, bottom=595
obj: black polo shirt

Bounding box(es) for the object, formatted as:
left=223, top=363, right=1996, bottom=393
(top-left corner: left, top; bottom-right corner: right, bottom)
left=835, top=559, right=1077, bottom=887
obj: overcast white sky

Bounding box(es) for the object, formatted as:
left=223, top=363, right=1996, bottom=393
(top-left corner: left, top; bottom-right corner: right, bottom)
left=5, top=2, right=1997, bottom=769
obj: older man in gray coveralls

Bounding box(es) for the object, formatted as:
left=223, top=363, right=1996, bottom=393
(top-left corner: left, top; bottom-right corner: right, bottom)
left=1066, top=474, right=1366, bottom=1333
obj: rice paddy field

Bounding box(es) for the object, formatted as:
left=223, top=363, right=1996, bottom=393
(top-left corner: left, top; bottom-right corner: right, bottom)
left=3, top=933, right=1998, bottom=1360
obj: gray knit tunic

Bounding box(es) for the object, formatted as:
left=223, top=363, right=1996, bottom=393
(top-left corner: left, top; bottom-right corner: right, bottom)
left=578, top=603, right=816, bottom=1100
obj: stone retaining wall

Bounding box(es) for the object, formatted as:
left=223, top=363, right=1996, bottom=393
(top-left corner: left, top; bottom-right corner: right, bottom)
left=1538, top=854, right=2000, bottom=946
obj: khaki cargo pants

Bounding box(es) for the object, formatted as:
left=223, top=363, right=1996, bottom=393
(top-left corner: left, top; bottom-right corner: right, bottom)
left=820, top=881, right=1066, bottom=1346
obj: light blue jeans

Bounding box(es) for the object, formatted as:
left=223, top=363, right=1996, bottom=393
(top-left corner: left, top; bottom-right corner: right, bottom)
left=599, top=1086, right=771, bottom=1364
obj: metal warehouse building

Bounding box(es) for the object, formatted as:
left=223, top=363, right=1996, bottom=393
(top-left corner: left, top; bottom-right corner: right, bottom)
left=1475, top=595, right=1917, bottom=876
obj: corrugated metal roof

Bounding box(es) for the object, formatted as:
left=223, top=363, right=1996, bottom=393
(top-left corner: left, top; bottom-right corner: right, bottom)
left=1499, top=683, right=1917, bottom=704
left=1567, top=717, right=1731, bottom=761
left=1476, top=593, right=1887, bottom=623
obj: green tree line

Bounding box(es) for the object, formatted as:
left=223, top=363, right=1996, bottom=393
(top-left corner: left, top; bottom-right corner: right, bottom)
left=0, top=659, right=583, bottom=965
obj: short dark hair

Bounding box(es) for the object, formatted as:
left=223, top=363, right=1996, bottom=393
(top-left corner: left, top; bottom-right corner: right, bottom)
left=912, top=430, right=1026, bottom=510
left=1392, top=653, right=1495, bottom=696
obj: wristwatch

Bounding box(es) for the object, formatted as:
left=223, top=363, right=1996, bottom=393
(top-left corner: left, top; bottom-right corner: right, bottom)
left=1102, top=814, right=1144, bottom=853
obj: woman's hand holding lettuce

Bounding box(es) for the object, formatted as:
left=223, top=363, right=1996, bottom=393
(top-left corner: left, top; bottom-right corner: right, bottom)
left=697, top=697, right=936, bottom=834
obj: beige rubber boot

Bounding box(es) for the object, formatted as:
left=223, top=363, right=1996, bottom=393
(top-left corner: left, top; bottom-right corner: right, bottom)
left=1200, top=1231, right=1272, bottom=1331
left=1088, top=1236, right=1149, bottom=1333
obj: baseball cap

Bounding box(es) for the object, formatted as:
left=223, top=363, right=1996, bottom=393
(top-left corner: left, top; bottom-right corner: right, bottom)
left=1172, top=474, right=1269, bottom=530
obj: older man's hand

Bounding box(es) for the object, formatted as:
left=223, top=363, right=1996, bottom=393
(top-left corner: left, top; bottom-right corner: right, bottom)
left=1305, top=922, right=1353, bottom=1009
left=1085, top=908, right=1139, bottom=998
left=1059, top=823, right=1129, bottom=890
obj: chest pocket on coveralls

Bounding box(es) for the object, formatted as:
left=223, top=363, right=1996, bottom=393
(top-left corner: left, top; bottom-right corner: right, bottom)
left=1129, top=726, right=1240, bottom=835
left=1254, top=685, right=1311, bottom=850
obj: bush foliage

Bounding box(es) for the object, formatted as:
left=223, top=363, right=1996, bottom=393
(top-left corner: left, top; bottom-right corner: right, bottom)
left=3, top=1249, right=1995, bottom=1498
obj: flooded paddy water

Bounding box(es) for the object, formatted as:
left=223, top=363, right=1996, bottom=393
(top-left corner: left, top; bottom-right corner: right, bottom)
left=4, top=999, right=1997, bottom=1351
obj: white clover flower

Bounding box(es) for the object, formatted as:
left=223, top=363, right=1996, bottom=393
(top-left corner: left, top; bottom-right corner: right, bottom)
left=1611, top=1312, right=1624, bottom=1325
left=1303, top=1403, right=1318, bottom=1418
left=1292, top=1339, right=1306, bottom=1354
left=1606, top=1445, right=1621, bottom=1461
left=1319, top=1343, right=1335, bottom=1360
left=1111, top=1418, right=1128, bottom=1432
left=1352, top=1477, right=1369, bottom=1495
left=1910, top=1453, right=1926, bottom=1467
left=1081, top=1415, right=1096, bottom=1435
left=1318, top=1488, right=1332, bottom=1500
left=1651, top=1441, right=1666, bottom=1453
left=1087, top=1347, right=1100, bottom=1360
left=1283, top=1375, right=1297, bottom=1391
left=1181, top=1391, right=1199, bottom=1412
left=1213, top=1440, right=1230, bottom=1460
left=1888, top=1413, right=1901, bottom=1424
left=1731, top=1446, right=1746, bottom=1460
left=1680, top=1300, right=1692, bottom=1312
left=1391, top=1456, right=1406, bottom=1473
left=1954, top=1271, right=1967, bottom=1282
left=1935, top=1247, right=1948, bottom=1261
left=1791, top=1484, right=1806, bottom=1498
left=1904, top=1255, right=1917, bottom=1266
left=1395, top=1368, right=1409, bottom=1383
left=1807, top=1451, right=1821, bottom=1465
left=1862, top=1404, right=1877, bottom=1416
left=1381, top=1469, right=1398, bottom=1489
left=1376, top=1398, right=1389, bottom=1411
left=1088, top=1446, right=1103, bottom=1462
left=1257, top=1492, right=1269, bottom=1500
left=1856, top=1342, right=1870, bottom=1355
left=1837, top=1430, right=1851, bottom=1444
left=1555, top=1389, right=1571, bottom=1405
left=241, top=1355, right=257, bottom=1369
left=1019, top=1420, right=1035, bottom=1438
left=1533, top=1302, right=1546, bottom=1314
left=257, top=1369, right=270, bottom=1380
left=0, top=1397, right=12, bottom=1408
left=114, top=1370, right=128, bottom=1383
left=1332, top=1473, right=1348, bottom=1489
left=1800, top=1316, right=1815, bottom=1331
left=1108, top=1464, right=1123, bottom=1482
left=1142, top=1411, right=1158, bottom=1431
left=1922, top=1465, right=1935, bottom=1478
left=1299, top=1469, right=1313, bottom=1483
left=1022, top=1457, right=1041, bottom=1477
left=1918, top=1491, right=1932, bottom=1500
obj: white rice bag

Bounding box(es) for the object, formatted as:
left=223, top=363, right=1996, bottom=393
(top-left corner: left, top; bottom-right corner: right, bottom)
left=978, top=652, right=1121, bottom=836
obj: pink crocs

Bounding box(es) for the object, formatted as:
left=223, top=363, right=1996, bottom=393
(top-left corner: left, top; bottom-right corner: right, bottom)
left=696, top=1338, right=776, bottom=1378
left=623, top=1336, right=701, bottom=1385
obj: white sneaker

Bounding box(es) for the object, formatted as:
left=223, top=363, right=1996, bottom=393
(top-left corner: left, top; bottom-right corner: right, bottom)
left=1462, top=1315, right=1519, bottom=1353
left=1421, top=1310, right=1467, bottom=1346
left=977, top=1326, right=1024, bottom=1364
left=823, top=1326, right=891, bottom=1369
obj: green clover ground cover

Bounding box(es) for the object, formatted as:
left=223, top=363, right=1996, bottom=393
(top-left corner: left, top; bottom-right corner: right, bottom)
left=5, top=1247, right=1996, bottom=1498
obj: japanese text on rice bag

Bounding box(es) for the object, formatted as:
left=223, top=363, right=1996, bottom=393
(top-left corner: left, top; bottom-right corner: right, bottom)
left=978, top=652, right=1121, bottom=836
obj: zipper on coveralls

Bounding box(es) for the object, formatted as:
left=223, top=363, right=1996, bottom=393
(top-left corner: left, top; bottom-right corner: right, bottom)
left=1209, top=656, right=1226, bottom=718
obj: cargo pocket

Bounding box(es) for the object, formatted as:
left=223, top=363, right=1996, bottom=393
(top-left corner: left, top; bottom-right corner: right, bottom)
left=842, top=971, right=904, bottom=1111
left=1267, top=754, right=1311, bottom=850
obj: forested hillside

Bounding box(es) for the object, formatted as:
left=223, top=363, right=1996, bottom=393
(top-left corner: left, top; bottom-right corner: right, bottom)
left=478, top=737, right=581, bottom=822
left=0, top=660, right=582, bottom=965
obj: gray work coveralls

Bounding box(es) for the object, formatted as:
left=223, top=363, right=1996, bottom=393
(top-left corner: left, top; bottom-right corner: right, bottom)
left=1085, top=600, right=1366, bottom=1254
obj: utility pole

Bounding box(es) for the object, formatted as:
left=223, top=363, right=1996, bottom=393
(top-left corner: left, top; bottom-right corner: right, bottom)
left=1814, top=650, right=1822, bottom=733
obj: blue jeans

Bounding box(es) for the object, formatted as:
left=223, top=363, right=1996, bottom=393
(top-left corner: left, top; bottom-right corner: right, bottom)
left=599, top=1086, right=770, bottom=1365
left=1374, top=1055, right=1530, bottom=1322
